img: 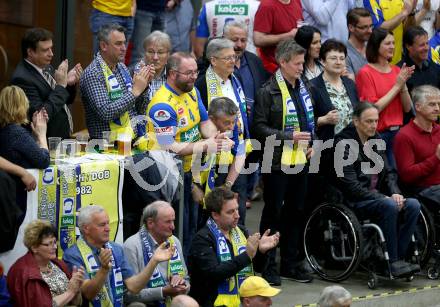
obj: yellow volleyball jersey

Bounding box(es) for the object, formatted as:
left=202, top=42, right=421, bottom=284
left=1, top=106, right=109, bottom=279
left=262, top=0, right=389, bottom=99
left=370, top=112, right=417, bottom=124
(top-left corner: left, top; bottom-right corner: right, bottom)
left=147, top=84, right=208, bottom=172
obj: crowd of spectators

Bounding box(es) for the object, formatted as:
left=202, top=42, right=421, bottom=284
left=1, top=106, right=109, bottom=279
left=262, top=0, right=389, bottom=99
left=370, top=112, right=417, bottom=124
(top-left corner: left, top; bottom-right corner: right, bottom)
left=2, top=0, right=440, bottom=306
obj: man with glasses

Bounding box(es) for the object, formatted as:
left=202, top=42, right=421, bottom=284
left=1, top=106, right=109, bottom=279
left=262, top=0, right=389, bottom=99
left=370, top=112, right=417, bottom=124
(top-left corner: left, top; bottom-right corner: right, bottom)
left=146, top=52, right=228, bottom=257
left=346, top=8, right=373, bottom=78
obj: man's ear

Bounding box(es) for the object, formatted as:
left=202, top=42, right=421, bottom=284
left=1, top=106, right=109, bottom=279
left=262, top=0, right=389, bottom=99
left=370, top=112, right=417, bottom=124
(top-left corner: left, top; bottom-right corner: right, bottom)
left=26, top=48, right=34, bottom=59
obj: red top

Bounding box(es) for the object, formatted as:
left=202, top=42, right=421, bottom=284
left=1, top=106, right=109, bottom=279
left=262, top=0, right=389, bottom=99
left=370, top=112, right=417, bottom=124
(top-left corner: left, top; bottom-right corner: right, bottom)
left=253, top=0, right=303, bottom=73
left=356, top=64, right=403, bottom=132
left=7, top=251, right=72, bottom=307
left=394, top=119, right=440, bottom=188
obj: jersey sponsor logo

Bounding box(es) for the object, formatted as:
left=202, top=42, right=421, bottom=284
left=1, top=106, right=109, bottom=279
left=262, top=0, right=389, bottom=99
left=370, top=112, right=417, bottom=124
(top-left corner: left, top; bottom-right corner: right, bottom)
left=215, top=4, right=248, bottom=15
left=178, top=107, right=184, bottom=115
left=153, top=110, right=171, bottom=121
left=178, top=116, right=188, bottom=128
left=154, top=126, right=174, bottom=135
left=181, top=126, right=201, bottom=142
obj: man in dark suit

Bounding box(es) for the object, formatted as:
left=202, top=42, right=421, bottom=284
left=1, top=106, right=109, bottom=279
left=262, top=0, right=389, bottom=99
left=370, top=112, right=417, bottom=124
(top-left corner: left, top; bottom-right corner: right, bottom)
left=223, top=21, right=269, bottom=124
left=10, top=28, right=82, bottom=138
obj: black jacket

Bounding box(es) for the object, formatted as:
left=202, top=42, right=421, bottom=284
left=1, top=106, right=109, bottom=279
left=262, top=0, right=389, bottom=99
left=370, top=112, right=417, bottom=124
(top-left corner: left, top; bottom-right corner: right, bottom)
left=188, top=224, right=252, bottom=307
left=10, top=60, right=76, bottom=138
left=397, top=54, right=440, bottom=93
left=252, top=75, right=314, bottom=171
left=310, top=74, right=359, bottom=141
left=334, top=123, right=400, bottom=204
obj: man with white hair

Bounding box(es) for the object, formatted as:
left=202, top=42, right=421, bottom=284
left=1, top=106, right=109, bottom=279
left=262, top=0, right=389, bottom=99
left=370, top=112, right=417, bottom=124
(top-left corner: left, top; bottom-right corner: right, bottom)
left=318, top=285, right=352, bottom=307
left=394, top=85, right=440, bottom=192
left=124, top=201, right=190, bottom=306
left=63, top=205, right=174, bottom=306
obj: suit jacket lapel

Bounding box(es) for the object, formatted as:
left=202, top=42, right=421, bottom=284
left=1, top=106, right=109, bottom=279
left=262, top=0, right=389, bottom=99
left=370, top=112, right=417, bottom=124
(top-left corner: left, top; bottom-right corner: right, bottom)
left=22, top=60, right=53, bottom=91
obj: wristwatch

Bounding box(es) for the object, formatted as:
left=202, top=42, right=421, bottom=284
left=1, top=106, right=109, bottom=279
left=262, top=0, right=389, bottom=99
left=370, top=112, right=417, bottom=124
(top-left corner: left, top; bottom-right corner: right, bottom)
left=224, top=180, right=233, bottom=188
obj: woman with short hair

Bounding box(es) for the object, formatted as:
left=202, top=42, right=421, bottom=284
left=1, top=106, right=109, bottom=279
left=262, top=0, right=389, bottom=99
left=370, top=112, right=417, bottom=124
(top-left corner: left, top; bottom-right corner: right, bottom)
left=7, top=220, right=84, bottom=307
left=311, top=39, right=359, bottom=142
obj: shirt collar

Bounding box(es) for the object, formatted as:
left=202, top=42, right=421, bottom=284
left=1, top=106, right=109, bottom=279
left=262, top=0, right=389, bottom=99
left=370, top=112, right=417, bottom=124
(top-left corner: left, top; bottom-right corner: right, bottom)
left=410, top=118, right=439, bottom=134
left=25, top=59, right=45, bottom=75
left=403, top=54, right=429, bottom=70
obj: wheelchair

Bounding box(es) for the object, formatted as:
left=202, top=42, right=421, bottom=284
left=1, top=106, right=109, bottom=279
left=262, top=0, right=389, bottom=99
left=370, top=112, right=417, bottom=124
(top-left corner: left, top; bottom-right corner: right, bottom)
left=409, top=194, right=440, bottom=280
left=303, top=186, right=430, bottom=289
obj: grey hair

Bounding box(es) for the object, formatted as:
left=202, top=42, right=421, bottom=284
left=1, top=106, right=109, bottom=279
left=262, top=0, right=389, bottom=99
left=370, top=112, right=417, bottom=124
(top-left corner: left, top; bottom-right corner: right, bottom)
left=141, top=201, right=173, bottom=228
left=275, top=38, right=306, bottom=64
left=143, top=30, right=172, bottom=52
left=78, top=205, right=105, bottom=230
left=208, top=97, right=238, bottom=117
left=97, top=23, right=126, bottom=45
left=223, top=20, right=249, bottom=36
left=411, top=85, right=440, bottom=106
left=166, top=52, right=195, bottom=76
left=318, top=285, right=352, bottom=307
left=206, top=38, right=235, bottom=60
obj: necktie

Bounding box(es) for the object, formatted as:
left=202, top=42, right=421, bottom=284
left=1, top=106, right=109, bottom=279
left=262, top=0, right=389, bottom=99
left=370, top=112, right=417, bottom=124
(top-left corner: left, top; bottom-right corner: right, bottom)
left=43, top=68, right=74, bottom=134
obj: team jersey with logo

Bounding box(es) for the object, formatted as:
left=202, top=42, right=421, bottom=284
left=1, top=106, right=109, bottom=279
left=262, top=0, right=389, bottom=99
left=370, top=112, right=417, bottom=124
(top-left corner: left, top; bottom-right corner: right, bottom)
left=147, top=84, right=208, bottom=172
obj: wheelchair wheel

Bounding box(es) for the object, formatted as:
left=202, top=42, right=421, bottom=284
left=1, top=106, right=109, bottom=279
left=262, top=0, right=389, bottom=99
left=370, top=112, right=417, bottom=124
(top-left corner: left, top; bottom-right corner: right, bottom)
left=413, top=204, right=436, bottom=267
left=304, top=202, right=363, bottom=282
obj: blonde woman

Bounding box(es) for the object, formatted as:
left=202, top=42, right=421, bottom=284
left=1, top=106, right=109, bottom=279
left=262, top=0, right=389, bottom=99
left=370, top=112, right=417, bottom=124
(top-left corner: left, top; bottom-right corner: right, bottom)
left=7, top=220, right=84, bottom=307
left=0, top=85, right=49, bottom=169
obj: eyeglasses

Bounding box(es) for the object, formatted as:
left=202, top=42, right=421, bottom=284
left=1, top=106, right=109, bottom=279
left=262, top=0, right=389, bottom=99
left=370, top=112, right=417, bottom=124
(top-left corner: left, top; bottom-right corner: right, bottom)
left=173, top=70, right=199, bottom=77
left=214, top=55, right=238, bottom=62
left=146, top=50, right=169, bottom=57
left=40, top=240, right=57, bottom=247
left=355, top=24, right=374, bottom=30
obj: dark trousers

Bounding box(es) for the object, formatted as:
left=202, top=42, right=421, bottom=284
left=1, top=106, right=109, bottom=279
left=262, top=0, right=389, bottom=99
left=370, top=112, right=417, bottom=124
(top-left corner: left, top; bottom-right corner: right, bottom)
left=353, top=197, right=420, bottom=262
left=183, top=171, right=198, bottom=258
left=260, top=170, right=308, bottom=271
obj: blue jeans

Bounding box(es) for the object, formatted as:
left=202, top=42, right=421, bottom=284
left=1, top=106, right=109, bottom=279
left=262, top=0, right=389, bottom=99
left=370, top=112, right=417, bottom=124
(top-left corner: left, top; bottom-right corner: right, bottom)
left=183, top=171, right=198, bottom=258
left=89, top=9, right=134, bottom=55
left=165, top=0, right=194, bottom=52
left=379, top=129, right=399, bottom=170
left=129, top=10, right=165, bottom=68
left=353, top=197, right=420, bottom=262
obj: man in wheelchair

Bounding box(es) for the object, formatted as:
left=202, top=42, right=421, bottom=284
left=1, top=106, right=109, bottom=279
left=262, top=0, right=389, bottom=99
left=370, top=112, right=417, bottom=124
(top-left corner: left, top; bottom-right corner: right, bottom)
left=393, top=85, right=440, bottom=204
left=333, top=103, right=421, bottom=277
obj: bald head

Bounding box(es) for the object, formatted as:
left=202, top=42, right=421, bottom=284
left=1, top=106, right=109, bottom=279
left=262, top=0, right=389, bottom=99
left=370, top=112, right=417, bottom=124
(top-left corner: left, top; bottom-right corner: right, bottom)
left=171, top=295, right=199, bottom=307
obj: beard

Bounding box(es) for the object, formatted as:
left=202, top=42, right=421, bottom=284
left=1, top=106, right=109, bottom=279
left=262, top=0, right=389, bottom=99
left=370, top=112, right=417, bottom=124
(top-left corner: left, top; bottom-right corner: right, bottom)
left=175, top=77, right=194, bottom=93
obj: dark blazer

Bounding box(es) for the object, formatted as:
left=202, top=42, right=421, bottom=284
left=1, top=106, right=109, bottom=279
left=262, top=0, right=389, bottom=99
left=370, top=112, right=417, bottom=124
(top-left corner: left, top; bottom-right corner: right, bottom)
left=240, top=51, right=270, bottom=98
left=10, top=60, right=76, bottom=138
left=310, top=74, right=359, bottom=141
